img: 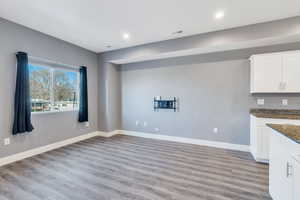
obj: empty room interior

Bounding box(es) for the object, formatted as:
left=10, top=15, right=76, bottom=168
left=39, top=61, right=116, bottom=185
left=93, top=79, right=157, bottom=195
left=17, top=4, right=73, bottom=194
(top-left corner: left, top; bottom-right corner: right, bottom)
left=1, top=0, right=300, bottom=200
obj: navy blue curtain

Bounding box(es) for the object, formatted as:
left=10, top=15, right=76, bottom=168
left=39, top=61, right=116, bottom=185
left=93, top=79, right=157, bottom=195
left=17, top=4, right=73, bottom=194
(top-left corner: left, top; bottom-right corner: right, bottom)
left=13, top=52, right=34, bottom=135
left=79, top=66, right=88, bottom=122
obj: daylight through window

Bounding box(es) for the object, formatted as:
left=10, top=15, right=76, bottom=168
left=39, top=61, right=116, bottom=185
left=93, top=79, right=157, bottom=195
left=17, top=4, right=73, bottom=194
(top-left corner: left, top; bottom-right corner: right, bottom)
left=29, top=64, right=79, bottom=113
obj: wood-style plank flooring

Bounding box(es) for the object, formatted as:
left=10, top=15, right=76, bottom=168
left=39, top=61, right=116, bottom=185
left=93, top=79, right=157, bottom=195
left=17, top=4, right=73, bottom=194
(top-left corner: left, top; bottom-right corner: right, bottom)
left=0, top=135, right=272, bottom=200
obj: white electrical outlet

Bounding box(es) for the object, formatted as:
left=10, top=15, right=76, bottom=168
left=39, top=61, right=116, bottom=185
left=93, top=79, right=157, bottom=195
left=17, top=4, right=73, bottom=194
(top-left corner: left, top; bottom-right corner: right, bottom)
left=213, top=128, right=218, bottom=133
left=154, top=128, right=160, bottom=132
left=257, top=99, right=264, bottom=105
left=4, top=138, right=10, bottom=146
left=282, top=99, right=288, bottom=106
left=135, top=121, right=139, bottom=126
left=143, top=122, right=147, bottom=127
left=84, top=122, right=90, bottom=127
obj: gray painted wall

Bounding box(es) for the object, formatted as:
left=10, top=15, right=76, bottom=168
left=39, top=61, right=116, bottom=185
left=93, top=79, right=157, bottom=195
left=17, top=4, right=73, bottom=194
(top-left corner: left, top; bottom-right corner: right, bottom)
left=98, top=57, right=122, bottom=132
left=0, top=18, right=99, bottom=158
left=121, top=58, right=251, bottom=145
left=99, top=16, right=300, bottom=145
left=120, top=47, right=300, bottom=145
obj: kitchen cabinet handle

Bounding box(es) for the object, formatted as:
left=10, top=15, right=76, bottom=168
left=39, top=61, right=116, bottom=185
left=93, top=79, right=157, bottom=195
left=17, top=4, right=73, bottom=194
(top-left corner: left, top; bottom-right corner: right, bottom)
left=279, top=82, right=283, bottom=90
left=279, top=82, right=287, bottom=90
left=286, top=162, right=293, bottom=178
left=279, top=82, right=286, bottom=90
left=283, top=82, right=286, bottom=90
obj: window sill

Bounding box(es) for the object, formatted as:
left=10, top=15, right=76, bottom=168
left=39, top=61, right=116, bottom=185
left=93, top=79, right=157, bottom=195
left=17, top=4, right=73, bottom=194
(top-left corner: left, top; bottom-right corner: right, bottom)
left=32, top=110, right=79, bottom=115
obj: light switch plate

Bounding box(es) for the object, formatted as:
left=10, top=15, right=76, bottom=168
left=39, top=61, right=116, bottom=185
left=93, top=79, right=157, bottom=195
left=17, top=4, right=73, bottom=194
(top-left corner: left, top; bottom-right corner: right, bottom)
left=257, top=99, right=264, bottom=105
left=282, top=99, right=288, bottom=106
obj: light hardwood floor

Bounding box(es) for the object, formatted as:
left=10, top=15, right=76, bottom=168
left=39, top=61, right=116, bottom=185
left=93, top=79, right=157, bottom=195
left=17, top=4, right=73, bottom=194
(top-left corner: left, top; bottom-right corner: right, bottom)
left=0, top=135, right=272, bottom=200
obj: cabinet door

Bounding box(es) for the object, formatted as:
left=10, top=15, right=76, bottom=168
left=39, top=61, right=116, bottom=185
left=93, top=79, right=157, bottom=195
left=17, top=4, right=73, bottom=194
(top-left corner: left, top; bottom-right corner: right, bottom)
left=251, top=54, right=282, bottom=93
left=292, top=157, right=300, bottom=200
left=257, top=127, right=270, bottom=160
left=269, top=132, right=293, bottom=200
left=250, top=116, right=257, bottom=156
left=282, top=53, right=300, bottom=92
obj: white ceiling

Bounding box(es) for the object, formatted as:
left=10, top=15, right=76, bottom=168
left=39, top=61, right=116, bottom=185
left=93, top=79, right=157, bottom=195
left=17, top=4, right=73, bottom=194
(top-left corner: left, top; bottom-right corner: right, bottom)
left=0, top=0, right=300, bottom=53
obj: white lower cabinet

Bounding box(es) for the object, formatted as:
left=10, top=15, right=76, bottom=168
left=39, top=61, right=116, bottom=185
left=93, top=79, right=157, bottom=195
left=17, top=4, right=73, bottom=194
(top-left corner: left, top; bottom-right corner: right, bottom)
left=269, top=132, right=293, bottom=200
left=250, top=115, right=300, bottom=163
left=255, top=126, right=271, bottom=161
left=269, top=129, right=300, bottom=200
left=292, top=156, right=300, bottom=200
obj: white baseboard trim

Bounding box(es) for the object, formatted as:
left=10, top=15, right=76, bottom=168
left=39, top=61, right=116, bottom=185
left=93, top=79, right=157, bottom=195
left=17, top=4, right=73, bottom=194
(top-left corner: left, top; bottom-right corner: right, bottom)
left=250, top=150, right=269, bottom=163
left=117, top=130, right=250, bottom=152
left=0, top=129, right=250, bottom=167
left=0, top=131, right=103, bottom=167
left=98, top=130, right=119, bottom=137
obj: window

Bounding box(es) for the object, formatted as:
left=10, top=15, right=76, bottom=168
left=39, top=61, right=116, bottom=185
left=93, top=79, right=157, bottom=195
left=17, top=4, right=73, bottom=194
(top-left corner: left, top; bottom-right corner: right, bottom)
left=29, top=64, right=79, bottom=113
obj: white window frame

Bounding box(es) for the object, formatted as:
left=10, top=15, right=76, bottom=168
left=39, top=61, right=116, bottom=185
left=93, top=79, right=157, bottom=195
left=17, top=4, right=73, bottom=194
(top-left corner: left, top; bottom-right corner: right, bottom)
left=29, top=62, right=80, bottom=115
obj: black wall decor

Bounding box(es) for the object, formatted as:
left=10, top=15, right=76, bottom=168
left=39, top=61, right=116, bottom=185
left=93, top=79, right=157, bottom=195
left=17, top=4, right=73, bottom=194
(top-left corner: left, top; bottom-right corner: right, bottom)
left=154, top=96, right=178, bottom=112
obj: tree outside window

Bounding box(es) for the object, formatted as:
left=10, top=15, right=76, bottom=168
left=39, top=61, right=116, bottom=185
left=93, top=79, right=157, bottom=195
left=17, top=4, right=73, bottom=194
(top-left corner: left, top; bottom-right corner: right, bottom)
left=29, top=64, right=79, bottom=113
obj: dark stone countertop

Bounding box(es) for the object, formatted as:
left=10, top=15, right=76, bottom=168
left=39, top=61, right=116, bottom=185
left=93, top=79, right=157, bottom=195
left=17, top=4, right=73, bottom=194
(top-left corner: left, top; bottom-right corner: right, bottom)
left=250, top=109, right=300, bottom=120
left=267, top=124, right=300, bottom=144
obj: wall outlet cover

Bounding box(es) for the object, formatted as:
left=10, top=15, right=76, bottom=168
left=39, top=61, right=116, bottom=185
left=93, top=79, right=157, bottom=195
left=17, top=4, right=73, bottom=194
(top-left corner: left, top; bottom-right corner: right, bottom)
left=143, top=122, right=147, bottom=127
left=135, top=121, right=139, bottom=126
left=257, top=99, right=264, bottom=105
left=4, top=138, right=10, bottom=146
left=282, top=99, right=288, bottom=106
left=213, top=128, right=218, bottom=133
left=84, top=122, right=90, bottom=127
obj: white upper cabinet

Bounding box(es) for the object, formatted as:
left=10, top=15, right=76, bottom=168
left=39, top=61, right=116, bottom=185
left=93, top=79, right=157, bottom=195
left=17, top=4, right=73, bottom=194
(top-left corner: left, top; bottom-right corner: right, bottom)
left=251, top=54, right=282, bottom=93
left=283, top=52, right=300, bottom=92
left=250, top=51, right=300, bottom=93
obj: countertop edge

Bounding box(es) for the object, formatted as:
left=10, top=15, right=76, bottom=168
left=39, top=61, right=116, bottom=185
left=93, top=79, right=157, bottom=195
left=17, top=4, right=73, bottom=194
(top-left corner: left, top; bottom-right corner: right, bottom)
left=250, top=109, right=300, bottom=120
left=266, top=124, right=300, bottom=145
left=251, top=113, right=300, bottom=120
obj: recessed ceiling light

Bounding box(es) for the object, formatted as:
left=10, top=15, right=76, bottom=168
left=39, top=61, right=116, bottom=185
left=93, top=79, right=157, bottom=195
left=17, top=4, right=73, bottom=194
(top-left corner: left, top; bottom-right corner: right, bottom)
left=122, top=32, right=130, bottom=40
left=215, top=11, right=225, bottom=19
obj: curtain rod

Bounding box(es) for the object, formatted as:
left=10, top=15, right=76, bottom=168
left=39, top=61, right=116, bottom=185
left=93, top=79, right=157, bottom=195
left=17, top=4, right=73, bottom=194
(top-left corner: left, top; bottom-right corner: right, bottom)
left=27, top=55, right=79, bottom=70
